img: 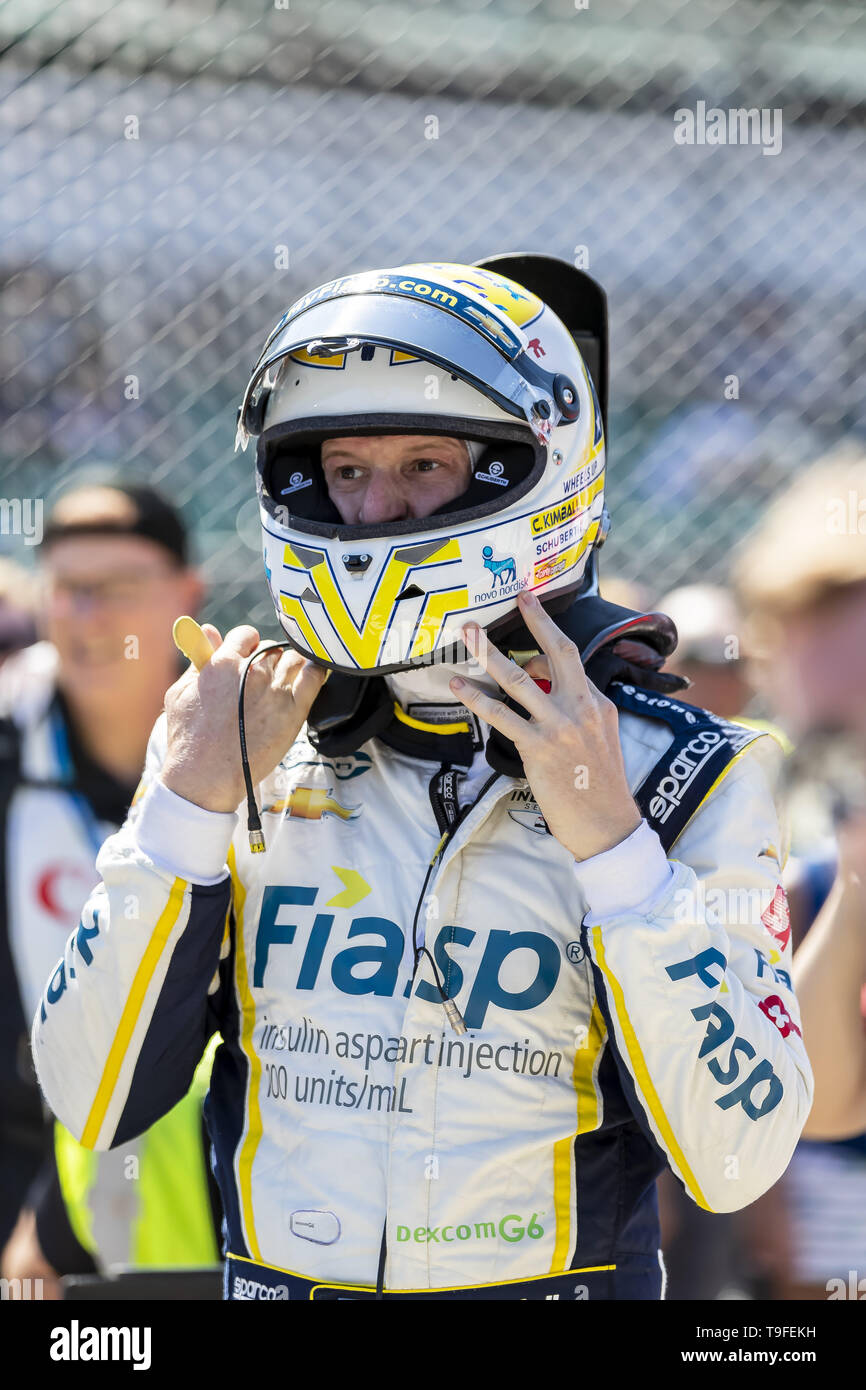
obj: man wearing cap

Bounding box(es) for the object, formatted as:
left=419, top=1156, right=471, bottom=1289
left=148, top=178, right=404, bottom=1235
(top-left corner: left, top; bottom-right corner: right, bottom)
left=737, top=451, right=866, bottom=1141
left=657, top=584, right=755, bottom=721
left=0, top=481, right=218, bottom=1291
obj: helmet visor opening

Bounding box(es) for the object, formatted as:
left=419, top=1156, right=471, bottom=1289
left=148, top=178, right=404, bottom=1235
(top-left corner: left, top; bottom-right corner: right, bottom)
left=258, top=414, right=545, bottom=541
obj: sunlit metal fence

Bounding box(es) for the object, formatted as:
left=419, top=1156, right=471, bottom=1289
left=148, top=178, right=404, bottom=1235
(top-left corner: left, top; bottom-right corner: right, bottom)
left=1, top=0, right=864, bottom=630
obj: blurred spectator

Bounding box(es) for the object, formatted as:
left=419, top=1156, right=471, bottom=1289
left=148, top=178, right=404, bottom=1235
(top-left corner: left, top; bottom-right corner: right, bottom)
left=735, top=446, right=866, bottom=1299
left=0, top=558, right=37, bottom=666
left=0, top=479, right=221, bottom=1290
left=599, top=574, right=652, bottom=613
left=654, top=582, right=781, bottom=1298
left=657, top=583, right=752, bottom=719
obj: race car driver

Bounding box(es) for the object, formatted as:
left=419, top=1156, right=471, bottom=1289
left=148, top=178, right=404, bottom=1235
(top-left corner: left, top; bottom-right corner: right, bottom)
left=32, top=260, right=813, bottom=1300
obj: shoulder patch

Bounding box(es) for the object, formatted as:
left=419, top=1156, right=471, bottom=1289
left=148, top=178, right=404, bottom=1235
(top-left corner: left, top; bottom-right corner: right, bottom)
left=610, top=684, right=764, bottom=852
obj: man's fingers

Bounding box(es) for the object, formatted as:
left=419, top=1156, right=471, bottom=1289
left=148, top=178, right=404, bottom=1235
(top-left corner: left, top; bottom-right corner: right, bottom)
left=463, top=624, right=550, bottom=720
left=291, top=658, right=329, bottom=715
left=200, top=622, right=223, bottom=651
left=450, top=676, right=528, bottom=743
left=219, top=624, right=261, bottom=660
left=517, top=590, right=588, bottom=691
left=523, top=654, right=552, bottom=685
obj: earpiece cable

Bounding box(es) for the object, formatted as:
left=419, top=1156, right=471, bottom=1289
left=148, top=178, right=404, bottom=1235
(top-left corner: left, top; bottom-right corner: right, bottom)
left=238, top=640, right=293, bottom=853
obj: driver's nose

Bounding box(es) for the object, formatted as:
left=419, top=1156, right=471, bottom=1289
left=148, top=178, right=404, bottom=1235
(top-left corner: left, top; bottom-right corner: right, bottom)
left=357, top=470, right=409, bottom=525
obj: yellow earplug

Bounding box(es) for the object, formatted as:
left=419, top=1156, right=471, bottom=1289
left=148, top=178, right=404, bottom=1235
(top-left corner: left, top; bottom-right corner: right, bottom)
left=172, top=615, right=214, bottom=672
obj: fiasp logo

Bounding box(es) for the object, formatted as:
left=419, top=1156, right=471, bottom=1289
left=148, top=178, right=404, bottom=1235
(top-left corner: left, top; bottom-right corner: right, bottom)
left=253, top=884, right=562, bottom=1030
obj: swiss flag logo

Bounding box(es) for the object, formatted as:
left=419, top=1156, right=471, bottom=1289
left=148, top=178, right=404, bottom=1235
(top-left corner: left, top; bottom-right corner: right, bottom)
left=761, top=884, right=791, bottom=952
left=759, top=993, right=802, bottom=1039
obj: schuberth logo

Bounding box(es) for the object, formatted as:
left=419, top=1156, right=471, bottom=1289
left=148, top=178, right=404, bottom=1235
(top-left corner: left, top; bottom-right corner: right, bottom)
left=474, top=458, right=510, bottom=489
left=280, top=471, right=313, bottom=496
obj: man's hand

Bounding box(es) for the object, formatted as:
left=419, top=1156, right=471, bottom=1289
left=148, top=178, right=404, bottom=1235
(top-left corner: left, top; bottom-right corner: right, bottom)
left=160, top=623, right=327, bottom=813
left=452, top=590, right=642, bottom=861
left=1, top=1209, right=62, bottom=1300
left=838, top=811, right=866, bottom=888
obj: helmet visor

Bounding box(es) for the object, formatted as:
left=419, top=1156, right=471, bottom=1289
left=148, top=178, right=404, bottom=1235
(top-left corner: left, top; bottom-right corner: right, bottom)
left=237, top=292, right=566, bottom=449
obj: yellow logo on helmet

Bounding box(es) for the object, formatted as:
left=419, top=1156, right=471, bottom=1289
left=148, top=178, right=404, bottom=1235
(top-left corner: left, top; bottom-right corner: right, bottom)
left=284, top=264, right=542, bottom=371
left=401, top=263, right=544, bottom=331
left=278, top=537, right=468, bottom=669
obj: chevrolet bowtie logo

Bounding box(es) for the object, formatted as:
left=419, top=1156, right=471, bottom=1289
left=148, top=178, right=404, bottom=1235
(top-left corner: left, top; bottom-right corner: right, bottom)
left=262, top=787, right=361, bottom=822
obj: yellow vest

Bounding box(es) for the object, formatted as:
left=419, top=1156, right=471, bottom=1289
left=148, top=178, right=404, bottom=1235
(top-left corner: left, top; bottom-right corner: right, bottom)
left=55, top=1038, right=219, bottom=1269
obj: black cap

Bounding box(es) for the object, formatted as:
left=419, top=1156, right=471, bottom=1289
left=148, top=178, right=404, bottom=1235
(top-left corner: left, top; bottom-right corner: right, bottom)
left=42, top=482, right=188, bottom=566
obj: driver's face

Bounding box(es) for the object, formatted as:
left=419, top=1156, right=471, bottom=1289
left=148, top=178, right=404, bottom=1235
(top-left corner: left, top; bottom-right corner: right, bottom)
left=321, top=434, right=472, bottom=525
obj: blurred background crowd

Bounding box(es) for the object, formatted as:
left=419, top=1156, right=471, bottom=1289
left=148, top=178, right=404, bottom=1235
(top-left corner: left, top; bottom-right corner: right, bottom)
left=0, top=0, right=865, bottom=1299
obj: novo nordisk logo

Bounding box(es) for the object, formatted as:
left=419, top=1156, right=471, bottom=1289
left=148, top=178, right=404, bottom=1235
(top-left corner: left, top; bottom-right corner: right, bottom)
left=481, top=546, right=516, bottom=587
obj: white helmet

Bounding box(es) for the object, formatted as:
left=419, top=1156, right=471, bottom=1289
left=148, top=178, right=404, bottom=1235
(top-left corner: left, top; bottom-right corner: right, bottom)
left=236, top=260, right=606, bottom=675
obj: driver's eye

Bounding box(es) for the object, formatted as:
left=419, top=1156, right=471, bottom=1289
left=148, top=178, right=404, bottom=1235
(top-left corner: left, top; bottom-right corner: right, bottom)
left=413, top=458, right=440, bottom=472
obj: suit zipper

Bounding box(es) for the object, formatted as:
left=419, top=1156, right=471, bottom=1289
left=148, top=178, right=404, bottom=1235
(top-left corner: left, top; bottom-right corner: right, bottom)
left=378, top=763, right=500, bottom=1299
left=408, top=764, right=501, bottom=1021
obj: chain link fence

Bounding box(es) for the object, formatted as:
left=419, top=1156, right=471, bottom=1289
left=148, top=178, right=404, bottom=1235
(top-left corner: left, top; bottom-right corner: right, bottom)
left=1, top=0, right=864, bottom=631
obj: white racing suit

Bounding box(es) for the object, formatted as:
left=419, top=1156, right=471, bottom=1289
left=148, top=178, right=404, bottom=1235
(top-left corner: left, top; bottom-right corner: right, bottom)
left=31, top=681, right=813, bottom=1300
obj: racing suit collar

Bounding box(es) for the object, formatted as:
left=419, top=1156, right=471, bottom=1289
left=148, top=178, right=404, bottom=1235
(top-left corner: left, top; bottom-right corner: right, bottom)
left=305, top=660, right=499, bottom=764
left=378, top=662, right=497, bottom=765
left=385, top=660, right=498, bottom=718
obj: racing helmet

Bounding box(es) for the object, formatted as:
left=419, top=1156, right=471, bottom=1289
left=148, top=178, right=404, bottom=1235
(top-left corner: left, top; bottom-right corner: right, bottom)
left=236, top=261, right=607, bottom=676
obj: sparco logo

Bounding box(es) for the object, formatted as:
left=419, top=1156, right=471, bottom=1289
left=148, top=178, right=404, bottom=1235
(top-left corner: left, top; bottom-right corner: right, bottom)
left=648, top=731, right=724, bottom=823
left=233, top=1276, right=290, bottom=1300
